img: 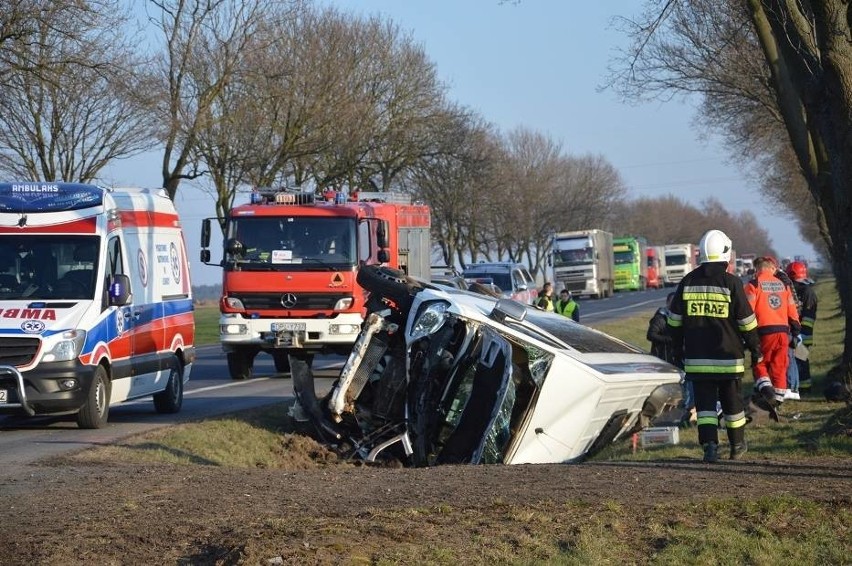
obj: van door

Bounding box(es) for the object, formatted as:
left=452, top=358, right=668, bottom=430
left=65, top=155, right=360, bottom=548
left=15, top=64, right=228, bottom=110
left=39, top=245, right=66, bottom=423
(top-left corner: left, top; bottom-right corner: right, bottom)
left=127, top=231, right=163, bottom=394
left=106, top=236, right=136, bottom=387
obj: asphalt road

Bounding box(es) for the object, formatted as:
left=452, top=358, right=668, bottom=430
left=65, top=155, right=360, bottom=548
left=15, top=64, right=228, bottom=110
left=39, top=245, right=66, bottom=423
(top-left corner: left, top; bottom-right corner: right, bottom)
left=0, top=346, right=340, bottom=475
left=0, top=285, right=670, bottom=472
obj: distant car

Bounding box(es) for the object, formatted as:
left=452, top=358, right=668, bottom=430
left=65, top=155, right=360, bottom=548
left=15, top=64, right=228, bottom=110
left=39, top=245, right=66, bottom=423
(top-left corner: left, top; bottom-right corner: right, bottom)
left=290, top=265, right=683, bottom=466
left=462, top=262, right=538, bottom=304
left=430, top=266, right=469, bottom=290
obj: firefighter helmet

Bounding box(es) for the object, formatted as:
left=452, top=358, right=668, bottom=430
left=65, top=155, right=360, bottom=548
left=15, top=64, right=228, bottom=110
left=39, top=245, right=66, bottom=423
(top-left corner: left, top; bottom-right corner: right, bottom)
left=698, top=229, right=732, bottom=264
left=786, top=260, right=808, bottom=281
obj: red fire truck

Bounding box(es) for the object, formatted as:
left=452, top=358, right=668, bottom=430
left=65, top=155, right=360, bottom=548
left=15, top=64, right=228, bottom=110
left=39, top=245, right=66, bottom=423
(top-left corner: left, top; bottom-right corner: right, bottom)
left=200, top=190, right=431, bottom=380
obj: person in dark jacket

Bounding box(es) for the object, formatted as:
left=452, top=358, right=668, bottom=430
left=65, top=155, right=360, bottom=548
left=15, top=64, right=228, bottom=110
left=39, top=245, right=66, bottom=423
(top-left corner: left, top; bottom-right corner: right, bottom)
left=786, top=261, right=817, bottom=393
left=667, top=229, right=761, bottom=463
left=647, top=292, right=677, bottom=363
left=648, top=292, right=694, bottom=423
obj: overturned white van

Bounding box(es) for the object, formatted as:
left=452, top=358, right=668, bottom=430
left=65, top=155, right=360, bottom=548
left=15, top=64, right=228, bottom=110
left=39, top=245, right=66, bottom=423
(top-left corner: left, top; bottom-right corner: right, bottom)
left=0, top=182, right=195, bottom=428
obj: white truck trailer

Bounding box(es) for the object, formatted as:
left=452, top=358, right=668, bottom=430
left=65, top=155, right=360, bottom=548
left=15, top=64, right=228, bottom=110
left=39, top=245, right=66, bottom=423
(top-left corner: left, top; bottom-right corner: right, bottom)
left=551, top=229, right=614, bottom=299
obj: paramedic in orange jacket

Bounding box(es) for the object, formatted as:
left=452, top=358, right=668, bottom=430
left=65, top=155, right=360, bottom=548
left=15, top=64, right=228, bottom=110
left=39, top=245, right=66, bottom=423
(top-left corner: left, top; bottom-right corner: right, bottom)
left=745, top=256, right=801, bottom=407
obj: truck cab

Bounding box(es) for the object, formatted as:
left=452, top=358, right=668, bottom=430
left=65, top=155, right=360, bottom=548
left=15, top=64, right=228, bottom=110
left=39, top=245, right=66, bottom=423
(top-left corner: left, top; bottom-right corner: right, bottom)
left=201, top=189, right=430, bottom=380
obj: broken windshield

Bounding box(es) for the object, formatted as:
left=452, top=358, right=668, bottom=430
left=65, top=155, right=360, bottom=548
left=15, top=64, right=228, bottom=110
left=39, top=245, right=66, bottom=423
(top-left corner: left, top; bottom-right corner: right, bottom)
left=226, top=216, right=356, bottom=271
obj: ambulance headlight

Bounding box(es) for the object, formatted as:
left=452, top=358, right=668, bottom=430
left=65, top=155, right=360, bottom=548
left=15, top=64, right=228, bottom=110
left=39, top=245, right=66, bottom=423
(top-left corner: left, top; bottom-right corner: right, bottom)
left=42, top=330, right=87, bottom=363
left=220, top=324, right=248, bottom=335
left=333, top=297, right=354, bottom=311
left=411, top=301, right=449, bottom=341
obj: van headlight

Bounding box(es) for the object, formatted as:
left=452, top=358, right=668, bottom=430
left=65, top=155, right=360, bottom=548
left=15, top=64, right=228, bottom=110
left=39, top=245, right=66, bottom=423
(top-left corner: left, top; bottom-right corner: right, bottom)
left=411, top=301, right=449, bottom=341
left=41, top=330, right=87, bottom=363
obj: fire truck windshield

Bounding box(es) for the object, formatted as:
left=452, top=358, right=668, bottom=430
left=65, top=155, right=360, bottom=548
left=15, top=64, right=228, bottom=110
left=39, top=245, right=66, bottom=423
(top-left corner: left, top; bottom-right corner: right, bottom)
left=227, top=216, right=357, bottom=270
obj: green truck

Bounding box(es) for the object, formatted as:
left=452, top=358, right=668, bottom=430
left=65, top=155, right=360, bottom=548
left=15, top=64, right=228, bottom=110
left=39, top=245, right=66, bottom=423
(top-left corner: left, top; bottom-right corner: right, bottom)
left=613, top=236, right=648, bottom=291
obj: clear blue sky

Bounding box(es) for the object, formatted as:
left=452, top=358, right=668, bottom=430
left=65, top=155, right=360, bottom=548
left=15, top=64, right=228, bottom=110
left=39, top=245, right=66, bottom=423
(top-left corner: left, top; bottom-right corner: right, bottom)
left=102, top=0, right=816, bottom=286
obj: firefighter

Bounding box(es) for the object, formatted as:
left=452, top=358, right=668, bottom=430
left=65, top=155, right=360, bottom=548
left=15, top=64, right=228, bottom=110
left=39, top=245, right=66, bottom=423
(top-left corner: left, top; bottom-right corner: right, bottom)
left=535, top=282, right=555, bottom=311
left=554, top=289, right=579, bottom=321
left=667, top=229, right=761, bottom=463
left=745, top=257, right=801, bottom=411
left=786, top=260, right=817, bottom=393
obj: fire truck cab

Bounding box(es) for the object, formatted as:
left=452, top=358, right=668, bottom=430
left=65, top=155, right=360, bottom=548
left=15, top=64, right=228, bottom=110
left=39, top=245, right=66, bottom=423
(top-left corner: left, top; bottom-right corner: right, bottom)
left=200, top=190, right=430, bottom=380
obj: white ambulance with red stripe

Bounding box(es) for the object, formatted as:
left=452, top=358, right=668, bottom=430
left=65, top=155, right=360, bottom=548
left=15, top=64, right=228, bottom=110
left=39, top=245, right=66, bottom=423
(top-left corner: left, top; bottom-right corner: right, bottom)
left=0, top=182, right=195, bottom=428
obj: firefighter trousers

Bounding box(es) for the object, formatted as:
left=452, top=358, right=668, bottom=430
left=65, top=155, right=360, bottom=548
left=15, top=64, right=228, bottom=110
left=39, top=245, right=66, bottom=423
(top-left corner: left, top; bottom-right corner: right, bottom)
left=691, top=378, right=747, bottom=447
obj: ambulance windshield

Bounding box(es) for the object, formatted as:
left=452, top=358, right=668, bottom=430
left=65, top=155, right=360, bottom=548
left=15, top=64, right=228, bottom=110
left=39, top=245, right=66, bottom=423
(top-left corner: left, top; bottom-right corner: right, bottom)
left=226, top=217, right=357, bottom=270
left=0, top=235, right=100, bottom=300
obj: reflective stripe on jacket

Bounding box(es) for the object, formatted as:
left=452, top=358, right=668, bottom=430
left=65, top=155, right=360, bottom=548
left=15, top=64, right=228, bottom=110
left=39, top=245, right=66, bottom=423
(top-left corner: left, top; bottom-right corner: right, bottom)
left=745, top=271, right=800, bottom=336
left=666, top=262, right=760, bottom=379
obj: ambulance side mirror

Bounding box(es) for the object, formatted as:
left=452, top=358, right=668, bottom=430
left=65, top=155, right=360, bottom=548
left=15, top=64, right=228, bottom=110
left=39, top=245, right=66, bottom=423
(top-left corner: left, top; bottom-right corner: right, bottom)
left=108, top=274, right=132, bottom=306
left=200, top=249, right=211, bottom=263
left=377, top=249, right=390, bottom=263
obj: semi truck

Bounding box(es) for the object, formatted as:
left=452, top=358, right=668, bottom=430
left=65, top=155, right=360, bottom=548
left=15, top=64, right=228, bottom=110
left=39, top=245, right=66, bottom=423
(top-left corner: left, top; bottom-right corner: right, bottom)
left=613, top=235, right=648, bottom=291
left=646, top=245, right=666, bottom=289
left=550, top=229, right=614, bottom=299
left=663, top=243, right=698, bottom=286
left=200, top=189, right=431, bottom=380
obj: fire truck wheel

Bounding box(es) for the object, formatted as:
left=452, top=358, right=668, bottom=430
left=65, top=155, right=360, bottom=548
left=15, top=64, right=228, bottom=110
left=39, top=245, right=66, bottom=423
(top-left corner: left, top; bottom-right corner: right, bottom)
left=77, top=365, right=111, bottom=429
left=272, top=350, right=291, bottom=374
left=227, top=350, right=256, bottom=380
left=153, top=356, right=184, bottom=413
left=357, top=265, right=419, bottom=308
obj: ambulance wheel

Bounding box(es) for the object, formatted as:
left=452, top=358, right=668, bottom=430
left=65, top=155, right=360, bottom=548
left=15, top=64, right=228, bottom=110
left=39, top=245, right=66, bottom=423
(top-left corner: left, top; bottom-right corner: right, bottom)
left=272, top=350, right=291, bottom=374
left=154, top=356, right=184, bottom=413
left=77, top=365, right=111, bottom=429
left=227, top=350, right=256, bottom=380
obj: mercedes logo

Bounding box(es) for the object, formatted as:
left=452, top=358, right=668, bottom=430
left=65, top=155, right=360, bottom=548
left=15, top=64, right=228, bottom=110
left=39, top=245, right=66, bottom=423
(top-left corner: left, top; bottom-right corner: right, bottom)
left=281, top=293, right=298, bottom=308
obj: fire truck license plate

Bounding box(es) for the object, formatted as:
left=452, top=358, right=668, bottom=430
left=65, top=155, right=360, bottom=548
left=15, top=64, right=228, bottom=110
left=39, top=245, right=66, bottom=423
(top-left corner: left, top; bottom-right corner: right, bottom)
left=0, top=389, right=7, bottom=403
left=272, top=322, right=306, bottom=332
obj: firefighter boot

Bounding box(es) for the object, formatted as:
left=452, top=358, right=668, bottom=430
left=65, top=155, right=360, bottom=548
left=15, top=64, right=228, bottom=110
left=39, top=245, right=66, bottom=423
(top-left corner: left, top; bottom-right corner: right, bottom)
left=730, top=441, right=748, bottom=460
left=728, top=428, right=747, bottom=460
left=702, top=442, right=719, bottom=463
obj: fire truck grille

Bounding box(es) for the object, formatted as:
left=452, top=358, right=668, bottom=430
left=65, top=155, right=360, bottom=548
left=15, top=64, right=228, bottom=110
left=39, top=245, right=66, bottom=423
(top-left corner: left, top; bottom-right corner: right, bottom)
left=234, top=293, right=350, bottom=311
left=0, top=337, right=40, bottom=366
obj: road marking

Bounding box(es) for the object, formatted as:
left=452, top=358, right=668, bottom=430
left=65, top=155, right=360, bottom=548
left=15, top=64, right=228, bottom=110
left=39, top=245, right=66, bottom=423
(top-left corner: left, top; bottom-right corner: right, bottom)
left=583, top=298, right=661, bottom=319
left=185, top=378, right=272, bottom=396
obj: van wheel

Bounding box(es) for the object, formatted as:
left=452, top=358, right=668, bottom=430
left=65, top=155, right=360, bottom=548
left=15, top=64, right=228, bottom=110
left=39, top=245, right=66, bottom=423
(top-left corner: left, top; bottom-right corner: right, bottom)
left=153, top=356, right=184, bottom=413
left=77, top=365, right=110, bottom=429
left=227, top=350, right=255, bottom=380
left=272, top=350, right=291, bottom=374
left=357, top=265, right=418, bottom=309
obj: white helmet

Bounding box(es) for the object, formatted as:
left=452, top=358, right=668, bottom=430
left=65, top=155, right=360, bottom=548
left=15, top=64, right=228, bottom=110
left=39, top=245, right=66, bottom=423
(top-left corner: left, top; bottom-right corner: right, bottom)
left=698, top=229, right=732, bottom=263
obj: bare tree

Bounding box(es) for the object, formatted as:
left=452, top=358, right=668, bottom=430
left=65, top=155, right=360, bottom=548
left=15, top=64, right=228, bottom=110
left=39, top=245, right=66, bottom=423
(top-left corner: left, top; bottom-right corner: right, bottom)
left=145, top=0, right=275, bottom=200
left=0, top=1, right=154, bottom=182
left=408, top=111, right=500, bottom=269
left=609, top=0, right=852, bottom=382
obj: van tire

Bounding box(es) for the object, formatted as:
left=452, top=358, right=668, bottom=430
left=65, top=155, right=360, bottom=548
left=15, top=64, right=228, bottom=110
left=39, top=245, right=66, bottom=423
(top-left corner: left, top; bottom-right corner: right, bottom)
left=227, top=350, right=254, bottom=380
left=153, top=356, right=184, bottom=413
left=77, top=365, right=110, bottom=429
left=356, top=265, right=418, bottom=310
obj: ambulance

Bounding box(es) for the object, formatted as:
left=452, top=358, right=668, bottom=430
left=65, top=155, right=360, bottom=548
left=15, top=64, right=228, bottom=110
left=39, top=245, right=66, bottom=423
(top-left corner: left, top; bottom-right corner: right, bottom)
left=0, top=182, right=195, bottom=428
